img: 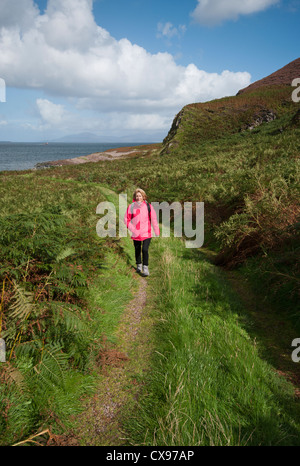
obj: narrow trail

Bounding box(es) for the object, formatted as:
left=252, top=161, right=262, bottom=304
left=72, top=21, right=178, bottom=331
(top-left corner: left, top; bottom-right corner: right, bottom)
left=34, top=182, right=155, bottom=446
left=59, top=269, right=151, bottom=446
left=42, top=182, right=299, bottom=445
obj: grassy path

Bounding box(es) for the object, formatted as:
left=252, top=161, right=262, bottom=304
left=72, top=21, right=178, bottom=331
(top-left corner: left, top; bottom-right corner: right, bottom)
left=53, top=186, right=155, bottom=445
left=36, top=180, right=300, bottom=446
left=1, top=168, right=298, bottom=446
left=64, top=270, right=152, bottom=446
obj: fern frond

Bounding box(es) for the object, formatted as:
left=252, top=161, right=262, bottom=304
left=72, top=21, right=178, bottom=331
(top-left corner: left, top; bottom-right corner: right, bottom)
left=34, top=343, right=68, bottom=389
left=10, top=281, right=36, bottom=322
left=51, top=302, right=87, bottom=333
left=1, top=362, right=25, bottom=391
left=55, top=247, right=76, bottom=263
left=14, top=339, right=40, bottom=360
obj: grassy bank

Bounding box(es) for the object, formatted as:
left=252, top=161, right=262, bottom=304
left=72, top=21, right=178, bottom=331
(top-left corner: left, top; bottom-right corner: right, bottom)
left=126, top=235, right=300, bottom=446
left=0, top=174, right=137, bottom=445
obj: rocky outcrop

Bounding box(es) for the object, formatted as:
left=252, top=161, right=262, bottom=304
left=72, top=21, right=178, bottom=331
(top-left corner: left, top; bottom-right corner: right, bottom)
left=243, top=108, right=276, bottom=131
left=161, top=108, right=185, bottom=153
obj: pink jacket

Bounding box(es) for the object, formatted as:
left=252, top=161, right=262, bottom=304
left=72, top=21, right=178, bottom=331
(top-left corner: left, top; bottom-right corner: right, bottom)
left=124, top=200, right=160, bottom=241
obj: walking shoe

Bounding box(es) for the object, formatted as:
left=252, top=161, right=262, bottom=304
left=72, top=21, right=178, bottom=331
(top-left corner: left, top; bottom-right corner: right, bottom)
left=142, top=265, right=149, bottom=276
left=136, top=263, right=142, bottom=273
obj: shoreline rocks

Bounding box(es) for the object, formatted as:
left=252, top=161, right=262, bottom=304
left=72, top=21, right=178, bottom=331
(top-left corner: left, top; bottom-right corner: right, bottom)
left=34, top=148, right=138, bottom=170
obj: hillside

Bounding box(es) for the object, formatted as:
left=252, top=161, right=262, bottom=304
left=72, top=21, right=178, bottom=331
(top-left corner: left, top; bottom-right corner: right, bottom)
left=238, top=57, right=300, bottom=94
left=0, top=59, right=299, bottom=447
left=162, top=59, right=300, bottom=152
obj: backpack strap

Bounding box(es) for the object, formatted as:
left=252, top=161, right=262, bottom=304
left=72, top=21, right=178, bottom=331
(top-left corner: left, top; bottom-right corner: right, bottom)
left=130, top=201, right=151, bottom=221
left=146, top=201, right=151, bottom=221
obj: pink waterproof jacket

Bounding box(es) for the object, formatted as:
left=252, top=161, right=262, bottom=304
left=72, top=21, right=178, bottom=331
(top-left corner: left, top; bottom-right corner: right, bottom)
left=124, top=200, right=160, bottom=241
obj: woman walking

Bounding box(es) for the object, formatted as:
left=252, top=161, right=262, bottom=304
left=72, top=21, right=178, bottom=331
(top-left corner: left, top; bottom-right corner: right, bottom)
left=124, top=188, right=160, bottom=276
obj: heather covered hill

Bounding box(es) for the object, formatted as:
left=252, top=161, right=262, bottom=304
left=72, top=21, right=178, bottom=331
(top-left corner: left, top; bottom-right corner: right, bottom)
left=162, top=77, right=298, bottom=152
left=238, top=57, right=300, bottom=95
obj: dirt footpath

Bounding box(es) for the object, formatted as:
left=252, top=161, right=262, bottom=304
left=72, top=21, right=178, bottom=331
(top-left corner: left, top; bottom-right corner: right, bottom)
left=55, top=272, right=152, bottom=446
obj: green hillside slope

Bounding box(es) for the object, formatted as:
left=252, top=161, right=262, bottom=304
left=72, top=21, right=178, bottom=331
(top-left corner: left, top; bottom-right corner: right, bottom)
left=31, top=82, right=299, bottom=325
left=0, top=64, right=299, bottom=446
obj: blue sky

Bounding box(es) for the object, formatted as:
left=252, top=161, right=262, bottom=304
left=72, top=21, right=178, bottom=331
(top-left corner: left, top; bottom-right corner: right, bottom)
left=0, top=0, right=299, bottom=142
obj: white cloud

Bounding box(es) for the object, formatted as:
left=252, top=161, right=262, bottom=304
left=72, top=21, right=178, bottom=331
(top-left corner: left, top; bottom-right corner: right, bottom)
left=110, top=112, right=171, bottom=132
left=35, top=97, right=172, bottom=135
left=0, top=78, right=5, bottom=102
left=174, top=65, right=251, bottom=102
left=0, top=0, right=251, bottom=137
left=191, top=0, right=280, bottom=25
left=157, top=22, right=186, bottom=40
left=0, top=0, right=40, bottom=31
left=36, top=98, right=68, bottom=126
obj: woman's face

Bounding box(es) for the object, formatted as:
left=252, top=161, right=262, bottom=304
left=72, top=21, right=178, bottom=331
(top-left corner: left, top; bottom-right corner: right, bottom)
left=135, top=191, right=144, bottom=203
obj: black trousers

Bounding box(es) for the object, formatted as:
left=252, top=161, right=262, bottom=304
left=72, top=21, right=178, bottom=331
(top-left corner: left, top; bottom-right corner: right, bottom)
left=133, top=238, right=151, bottom=266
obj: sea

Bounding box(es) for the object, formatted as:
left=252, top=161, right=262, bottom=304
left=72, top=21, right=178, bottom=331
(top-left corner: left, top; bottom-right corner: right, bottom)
left=0, top=142, right=147, bottom=172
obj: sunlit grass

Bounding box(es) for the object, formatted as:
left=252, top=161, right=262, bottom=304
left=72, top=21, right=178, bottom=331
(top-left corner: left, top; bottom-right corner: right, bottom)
left=126, top=235, right=300, bottom=446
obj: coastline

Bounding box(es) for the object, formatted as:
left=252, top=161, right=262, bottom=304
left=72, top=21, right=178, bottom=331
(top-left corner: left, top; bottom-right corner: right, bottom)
left=34, top=146, right=139, bottom=169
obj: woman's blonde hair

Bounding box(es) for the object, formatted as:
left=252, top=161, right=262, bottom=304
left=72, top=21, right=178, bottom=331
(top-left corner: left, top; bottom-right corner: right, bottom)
left=133, top=188, right=147, bottom=201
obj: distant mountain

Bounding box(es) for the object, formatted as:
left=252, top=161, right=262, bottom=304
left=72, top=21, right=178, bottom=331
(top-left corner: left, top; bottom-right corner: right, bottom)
left=51, top=132, right=118, bottom=143
left=238, top=57, right=300, bottom=95
left=51, top=131, right=164, bottom=143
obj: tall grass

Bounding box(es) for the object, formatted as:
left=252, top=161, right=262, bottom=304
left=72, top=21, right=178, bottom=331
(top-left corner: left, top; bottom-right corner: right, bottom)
left=0, top=175, right=136, bottom=445
left=126, top=235, right=300, bottom=446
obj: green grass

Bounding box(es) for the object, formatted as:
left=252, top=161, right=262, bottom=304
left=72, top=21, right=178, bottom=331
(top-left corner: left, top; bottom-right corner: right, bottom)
left=125, top=235, right=300, bottom=446
left=0, top=84, right=299, bottom=446
left=0, top=174, right=136, bottom=445
left=30, top=86, right=299, bottom=327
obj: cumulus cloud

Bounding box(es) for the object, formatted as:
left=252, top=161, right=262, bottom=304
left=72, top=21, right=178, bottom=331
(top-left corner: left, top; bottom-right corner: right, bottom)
left=0, top=0, right=252, bottom=136
left=157, top=22, right=187, bottom=40
left=191, top=0, right=280, bottom=25
left=0, top=0, right=40, bottom=31
left=36, top=98, right=69, bottom=126
left=34, top=97, right=172, bottom=138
